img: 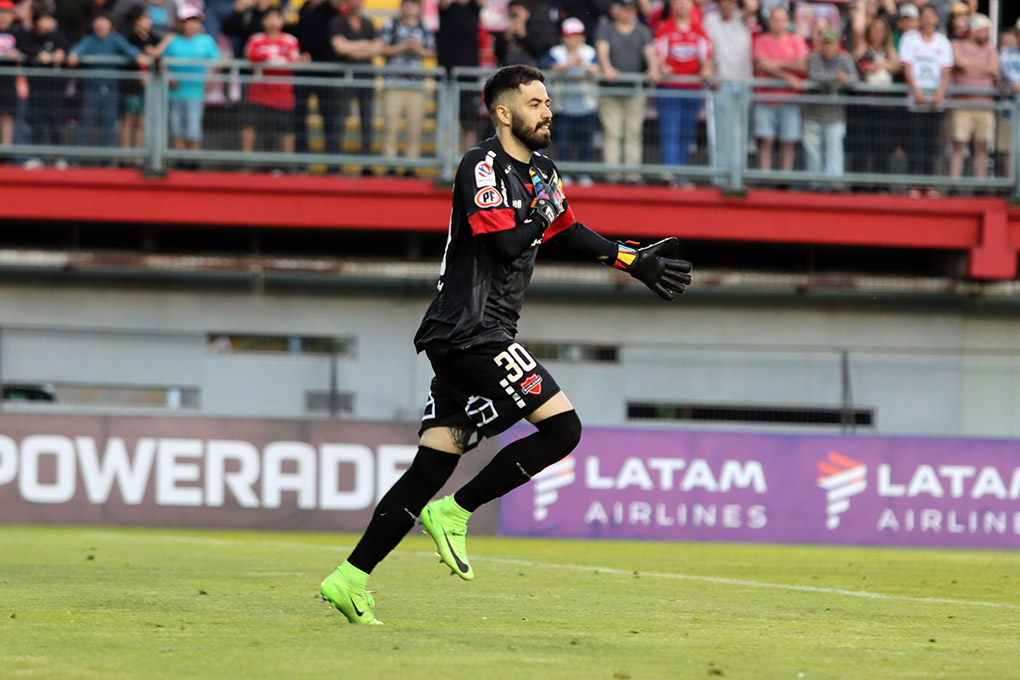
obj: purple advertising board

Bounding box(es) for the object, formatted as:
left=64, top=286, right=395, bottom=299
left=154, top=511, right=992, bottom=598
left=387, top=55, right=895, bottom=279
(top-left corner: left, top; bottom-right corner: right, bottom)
left=499, top=427, right=1020, bottom=549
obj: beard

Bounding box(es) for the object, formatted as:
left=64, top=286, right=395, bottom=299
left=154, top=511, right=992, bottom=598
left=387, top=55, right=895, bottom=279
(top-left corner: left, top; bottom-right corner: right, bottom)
left=510, top=112, right=551, bottom=151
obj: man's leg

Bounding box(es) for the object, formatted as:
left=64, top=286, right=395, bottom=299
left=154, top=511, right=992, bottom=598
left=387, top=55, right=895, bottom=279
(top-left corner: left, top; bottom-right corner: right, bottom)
left=421, top=392, right=581, bottom=581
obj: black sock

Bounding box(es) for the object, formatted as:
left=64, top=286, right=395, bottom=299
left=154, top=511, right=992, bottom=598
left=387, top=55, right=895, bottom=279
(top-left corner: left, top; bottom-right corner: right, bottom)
left=347, top=445, right=460, bottom=574
left=454, top=410, right=582, bottom=513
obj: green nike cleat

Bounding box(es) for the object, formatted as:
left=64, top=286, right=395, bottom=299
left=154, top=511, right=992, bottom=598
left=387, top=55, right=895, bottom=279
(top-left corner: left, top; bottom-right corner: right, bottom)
left=420, top=495, right=474, bottom=581
left=320, top=563, right=383, bottom=625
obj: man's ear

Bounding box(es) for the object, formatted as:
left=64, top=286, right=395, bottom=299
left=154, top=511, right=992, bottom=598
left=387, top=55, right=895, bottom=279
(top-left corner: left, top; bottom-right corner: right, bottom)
left=494, top=102, right=512, bottom=127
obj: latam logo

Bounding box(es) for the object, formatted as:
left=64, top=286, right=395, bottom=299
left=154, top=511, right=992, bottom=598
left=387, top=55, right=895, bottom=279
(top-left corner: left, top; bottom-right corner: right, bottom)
left=532, top=455, right=576, bottom=521
left=817, top=451, right=867, bottom=530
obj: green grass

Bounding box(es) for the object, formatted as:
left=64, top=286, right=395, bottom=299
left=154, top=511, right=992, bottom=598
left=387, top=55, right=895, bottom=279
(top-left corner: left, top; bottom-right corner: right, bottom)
left=1, top=526, right=1018, bottom=679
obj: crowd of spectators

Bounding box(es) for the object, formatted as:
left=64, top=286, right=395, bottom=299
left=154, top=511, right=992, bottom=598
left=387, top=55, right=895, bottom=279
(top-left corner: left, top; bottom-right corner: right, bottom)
left=0, top=0, right=1017, bottom=192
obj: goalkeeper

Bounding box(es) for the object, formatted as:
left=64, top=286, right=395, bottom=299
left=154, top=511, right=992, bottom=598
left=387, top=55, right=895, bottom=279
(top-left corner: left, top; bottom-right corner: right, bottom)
left=321, top=64, right=692, bottom=624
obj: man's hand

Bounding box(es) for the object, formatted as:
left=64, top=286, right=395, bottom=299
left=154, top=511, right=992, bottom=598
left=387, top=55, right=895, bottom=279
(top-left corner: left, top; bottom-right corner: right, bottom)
left=615, top=237, right=693, bottom=301
left=530, top=197, right=562, bottom=228
left=529, top=168, right=565, bottom=227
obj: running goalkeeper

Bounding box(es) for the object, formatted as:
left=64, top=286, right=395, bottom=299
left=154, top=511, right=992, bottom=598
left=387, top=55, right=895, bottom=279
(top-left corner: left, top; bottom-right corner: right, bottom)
left=321, top=64, right=692, bottom=624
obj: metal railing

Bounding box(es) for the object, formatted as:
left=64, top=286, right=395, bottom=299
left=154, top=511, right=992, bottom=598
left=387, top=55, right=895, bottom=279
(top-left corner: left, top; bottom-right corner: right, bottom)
left=0, top=58, right=1018, bottom=197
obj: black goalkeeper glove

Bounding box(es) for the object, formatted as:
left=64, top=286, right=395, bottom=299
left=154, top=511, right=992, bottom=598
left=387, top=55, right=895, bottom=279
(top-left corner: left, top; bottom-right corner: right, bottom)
left=613, top=238, right=693, bottom=301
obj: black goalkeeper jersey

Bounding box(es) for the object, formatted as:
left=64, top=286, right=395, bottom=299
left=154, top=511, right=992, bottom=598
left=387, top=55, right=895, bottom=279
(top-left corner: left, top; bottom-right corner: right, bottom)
left=414, top=137, right=577, bottom=354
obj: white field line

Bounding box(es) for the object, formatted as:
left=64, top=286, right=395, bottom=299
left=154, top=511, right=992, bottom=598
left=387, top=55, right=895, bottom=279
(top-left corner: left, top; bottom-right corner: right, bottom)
left=79, top=530, right=1019, bottom=611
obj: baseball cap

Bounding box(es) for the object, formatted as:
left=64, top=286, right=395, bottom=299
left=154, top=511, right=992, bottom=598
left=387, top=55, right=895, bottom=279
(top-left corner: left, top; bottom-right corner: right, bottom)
left=968, top=13, right=990, bottom=31
left=897, top=4, right=919, bottom=19
left=820, top=28, right=840, bottom=44
left=950, top=2, right=969, bottom=15
left=0, top=0, right=14, bottom=13
left=561, top=17, right=585, bottom=36
left=178, top=5, right=204, bottom=21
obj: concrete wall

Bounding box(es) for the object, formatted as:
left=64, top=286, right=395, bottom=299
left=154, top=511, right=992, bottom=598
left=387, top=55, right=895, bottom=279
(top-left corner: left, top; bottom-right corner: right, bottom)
left=0, top=280, right=1016, bottom=437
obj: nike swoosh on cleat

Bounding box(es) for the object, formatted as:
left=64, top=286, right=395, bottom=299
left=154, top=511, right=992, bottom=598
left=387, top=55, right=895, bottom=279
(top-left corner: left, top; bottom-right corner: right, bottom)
left=443, top=534, right=470, bottom=573
left=348, top=594, right=365, bottom=618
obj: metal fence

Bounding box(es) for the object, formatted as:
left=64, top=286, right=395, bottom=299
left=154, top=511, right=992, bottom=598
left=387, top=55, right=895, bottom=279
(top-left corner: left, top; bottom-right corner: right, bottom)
left=0, top=59, right=1018, bottom=197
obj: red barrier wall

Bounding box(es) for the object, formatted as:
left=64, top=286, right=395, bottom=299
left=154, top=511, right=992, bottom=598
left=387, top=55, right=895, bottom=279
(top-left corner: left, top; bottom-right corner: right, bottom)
left=1, top=167, right=1017, bottom=279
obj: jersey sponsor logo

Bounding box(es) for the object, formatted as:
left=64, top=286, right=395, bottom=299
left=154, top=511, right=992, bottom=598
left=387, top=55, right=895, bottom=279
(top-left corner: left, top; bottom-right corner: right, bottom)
left=512, top=199, right=523, bottom=209
left=474, top=187, right=503, bottom=209
left=474, top=161, right=496, bottom=188
left=520, top=373, right=543, bottom=396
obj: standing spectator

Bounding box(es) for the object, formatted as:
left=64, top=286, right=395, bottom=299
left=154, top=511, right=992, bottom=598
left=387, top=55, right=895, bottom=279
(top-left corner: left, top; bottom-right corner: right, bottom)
left=595, top=0, right=660, bottom=183
left=949, top=13, right=996, bottom=184
left=379, top=0, right=435, bottom=176
left=160, top=6, right=222, bottom=154
left=893, top=3, right=918, bottom=49
left=547, top=16, right=599, bottom=184
left=223, top=0, right=272, bottom=57
left=899, top=4, right=952, bottom=197
left=848, top=10, right=900, bottom=183
left=295, top=0, right=342, bottom=156
left=947, top=2, right=969, bottom=40
left=998, top=20, right=1020, bottom=177
left=68, top=11, right=145, bottom=152
left=20, top=7, right=69, bottom=164
left=111, top=0, right=180, bottom=39
left=120, top=6, right=160, bottom=158
left=752, top=6, right=808, bottom=173
left=436, top=0, right=483, bottom=151
left=558, top=0, right=611, bottom=43
left=494, top=0, right=543, bottom=67
left=803, top=28, right=857, bottom=188
left=0, top=0, right=20, bottom=148
left=330, top=0, right=382, bottom=172
left=241, top=7, right=300, bottom=157
left=704, top=0, right=756, bottom=186
left=653, top=0, right=712, bottom=187
left=204, top=0, right=238, bottom=43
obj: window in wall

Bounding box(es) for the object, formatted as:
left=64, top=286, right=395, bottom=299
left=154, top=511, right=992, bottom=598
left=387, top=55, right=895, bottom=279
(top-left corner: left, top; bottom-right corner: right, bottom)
left=627, top=402, right=874, bottom=428
left=207, top=333, right=356, bottom=356
left=526, top=342, right=619, bottom=363
left=305, top=391, right=356, bottom=416
left=9, top=383, right=201, bottom=409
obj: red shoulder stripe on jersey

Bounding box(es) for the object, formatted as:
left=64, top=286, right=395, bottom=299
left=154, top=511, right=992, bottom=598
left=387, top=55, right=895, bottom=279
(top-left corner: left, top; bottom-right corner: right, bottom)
left=544, top=206, right=576, bottom=240
left=468, top=208, right=516, bottom=235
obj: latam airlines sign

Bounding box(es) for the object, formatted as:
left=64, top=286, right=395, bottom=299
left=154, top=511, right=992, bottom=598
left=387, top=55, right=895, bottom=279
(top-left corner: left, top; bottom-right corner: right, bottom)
left=499, top=427, right=1020, bottom=548
left=0, top=414, right=496, bottom=531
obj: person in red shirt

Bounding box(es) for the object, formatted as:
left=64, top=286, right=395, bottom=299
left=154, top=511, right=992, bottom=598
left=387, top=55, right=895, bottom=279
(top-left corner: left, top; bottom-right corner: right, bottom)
left=241, top=7, right=301, bottom=158
left=752, top=6, right=808, bottom=173
left=654, top=0, right=713, bottom=187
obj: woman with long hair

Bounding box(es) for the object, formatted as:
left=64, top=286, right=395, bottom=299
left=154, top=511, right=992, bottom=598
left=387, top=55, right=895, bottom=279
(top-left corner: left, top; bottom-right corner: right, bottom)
left=847, top=11, right=901, bottom=187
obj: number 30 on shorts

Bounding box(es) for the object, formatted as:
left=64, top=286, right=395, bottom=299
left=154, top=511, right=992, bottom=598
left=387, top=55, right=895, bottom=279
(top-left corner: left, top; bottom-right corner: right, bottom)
left=493, top=343, right=537, bottom=382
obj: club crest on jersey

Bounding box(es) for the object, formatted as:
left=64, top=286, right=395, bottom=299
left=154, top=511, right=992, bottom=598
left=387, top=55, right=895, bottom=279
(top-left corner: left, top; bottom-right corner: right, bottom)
left=474, top=161, right=496, bottom=188
left=474, top=187, right=503, bottom=208
left=520, top=373, right=543, bottom=395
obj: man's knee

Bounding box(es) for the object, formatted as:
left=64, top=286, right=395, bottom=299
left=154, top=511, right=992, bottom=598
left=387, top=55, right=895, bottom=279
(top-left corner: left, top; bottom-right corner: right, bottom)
left=536, top=409, right=582, bottom=454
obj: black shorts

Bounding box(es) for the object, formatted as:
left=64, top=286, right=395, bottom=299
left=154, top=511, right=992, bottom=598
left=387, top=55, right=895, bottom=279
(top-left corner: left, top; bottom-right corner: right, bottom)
left=419, top=339, right=560, bottom=451
left=241, top=102, right=295, bottom=131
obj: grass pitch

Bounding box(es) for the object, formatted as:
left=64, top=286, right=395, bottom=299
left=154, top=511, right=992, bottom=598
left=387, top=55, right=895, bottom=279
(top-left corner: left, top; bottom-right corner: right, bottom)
left=1, top=526, right=1017, bottom=680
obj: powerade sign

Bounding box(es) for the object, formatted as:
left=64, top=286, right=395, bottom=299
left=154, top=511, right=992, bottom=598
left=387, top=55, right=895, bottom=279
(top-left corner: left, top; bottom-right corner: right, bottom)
left=0, top=414, right=497, bottom=531
left=499, top=427, right=1020, bottom=549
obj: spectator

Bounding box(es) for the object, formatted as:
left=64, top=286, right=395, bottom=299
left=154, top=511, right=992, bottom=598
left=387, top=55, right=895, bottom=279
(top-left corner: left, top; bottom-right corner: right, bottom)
left=595, top=0, right=660, bottom=183
left=20, top=7, right=69, bottom=164
left=68, top=11, right=145, bottom=152
left=899, top=4, right=952, bottom=197
left=330, top=0, right=382, bottom=172
left=516, top=0, right=560, bottom=57
left=893, top=3, right=918, bottom=49
left=111, top=0, right=179, bottom=39
left=379, top=0, right=435, bottom=176
left=0, top=0, right=20, bottom=147
left=654, top=0, right=712, bottom=187
left=848, top=9, right=899, bottom=183
left=998, top=20, right=1020, bottom=177
left=804, top=28, right=857, bottom=188
left=704, top=0, right=756, bottom=186
left=436, top=0, right=483, bottom=151
left=557, top=0, right=611, bottom=44
left=223, top=0, right=271, bottom=57
left=949, top=13, right=996, bottom=184
left=120, top=6, right=160, bottom=158
left=160, top=6, right=222, bottom=154
left=807, top=16, right=831, bottom=53
left=752, top=6, right=808, bottom=173
left=55, top=0, right=95, bottom=44
left=241, top=7, right=300, bottom=158
left=547, top=16, right=599, bottom=184
left=947, top=2, right=969, bottom=40
left=295, top=0, right=342, bottom=156
left=204, top=0, right=238, bottom=43
left=494, top=0, right=543, bottom=67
